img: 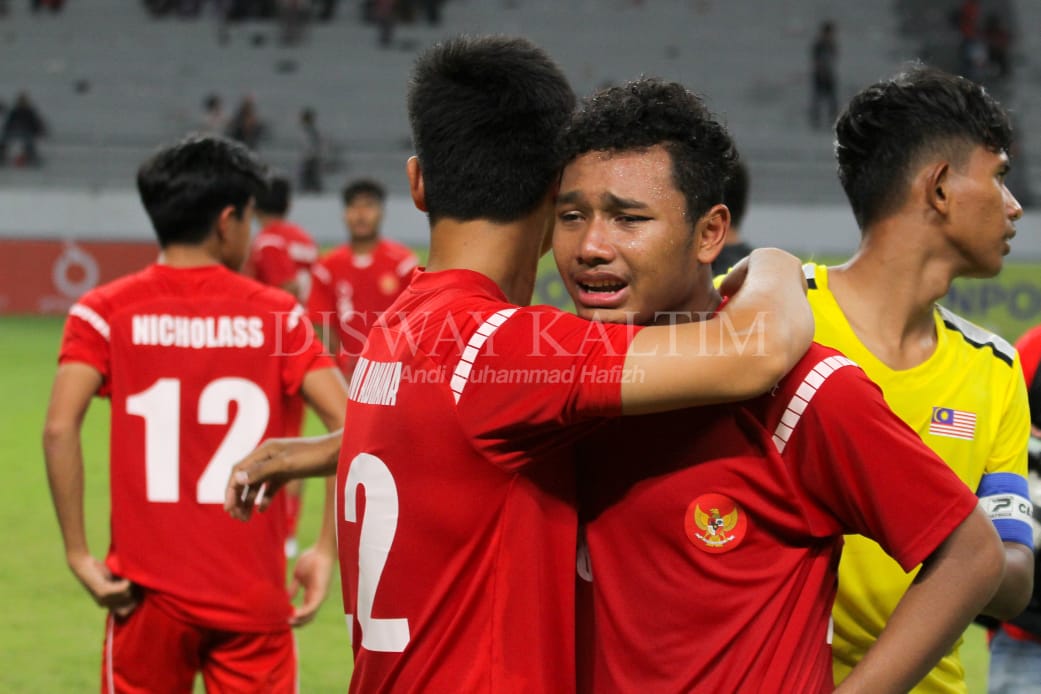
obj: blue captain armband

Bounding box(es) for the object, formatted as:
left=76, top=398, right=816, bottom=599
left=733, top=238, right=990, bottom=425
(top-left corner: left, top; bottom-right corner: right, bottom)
left=977, top=472, right=1035, bottom=550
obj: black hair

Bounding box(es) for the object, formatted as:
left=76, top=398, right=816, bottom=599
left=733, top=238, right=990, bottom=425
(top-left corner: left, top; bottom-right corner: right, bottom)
left=561, top=77, right=737, bottom=226
left=256, top=174, right=291, bottom=215
left=136, top=134, right=267, bottom=247
left=342, top=178, right=386, bottom=206
left=407, top=35, right=576, bottom=224
left=723, top=159, right=749, bottom=228
left=835, top=64, right=1012, bottom=229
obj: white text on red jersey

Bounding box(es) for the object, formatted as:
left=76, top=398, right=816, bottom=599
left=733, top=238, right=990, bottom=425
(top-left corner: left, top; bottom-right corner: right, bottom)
left=131, top=314, right=265, bottom=349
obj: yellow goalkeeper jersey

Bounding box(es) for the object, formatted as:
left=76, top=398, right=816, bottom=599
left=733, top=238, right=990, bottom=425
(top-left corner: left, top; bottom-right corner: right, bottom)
left=804, top=263, right=1030, bottom=693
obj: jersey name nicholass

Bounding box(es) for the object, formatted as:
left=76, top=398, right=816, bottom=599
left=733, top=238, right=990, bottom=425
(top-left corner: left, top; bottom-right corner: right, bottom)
left=131, top=314, right=265, bottom=349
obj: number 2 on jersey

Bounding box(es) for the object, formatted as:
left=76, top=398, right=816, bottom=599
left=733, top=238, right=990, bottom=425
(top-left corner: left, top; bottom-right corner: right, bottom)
left=126, top=377, right=270, bottom=503
left=344, top=453, right=411, bottom=652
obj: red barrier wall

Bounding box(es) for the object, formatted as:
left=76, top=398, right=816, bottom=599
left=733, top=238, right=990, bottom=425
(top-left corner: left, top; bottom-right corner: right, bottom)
left=0, top=240, right=157, bottom=314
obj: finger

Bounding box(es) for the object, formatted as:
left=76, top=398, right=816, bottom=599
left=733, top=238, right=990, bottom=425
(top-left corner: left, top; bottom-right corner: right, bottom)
left=112, top=599, right=139, bottom=619
left=290, top=604, right=318, bottom=627
left=226, top=471, right=258, bottom=519
left=287, top=575, right=300, bottom=601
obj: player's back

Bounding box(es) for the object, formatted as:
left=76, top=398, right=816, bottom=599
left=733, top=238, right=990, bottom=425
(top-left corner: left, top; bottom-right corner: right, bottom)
left=337, top=268, right=635, bottom=693
left=63, top=263, right=323, bottom=631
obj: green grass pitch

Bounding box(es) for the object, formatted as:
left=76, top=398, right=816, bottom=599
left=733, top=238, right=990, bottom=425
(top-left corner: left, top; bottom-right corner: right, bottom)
left=0, top=315, right=990, bottom=691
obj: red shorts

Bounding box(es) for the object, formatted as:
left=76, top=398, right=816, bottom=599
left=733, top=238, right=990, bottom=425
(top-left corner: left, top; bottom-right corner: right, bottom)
left=101, top=595, right=297, bottom=693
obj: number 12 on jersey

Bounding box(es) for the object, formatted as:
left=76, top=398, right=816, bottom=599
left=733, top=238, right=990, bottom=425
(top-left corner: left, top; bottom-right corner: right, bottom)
left=126, top=377, right=270, bottom=504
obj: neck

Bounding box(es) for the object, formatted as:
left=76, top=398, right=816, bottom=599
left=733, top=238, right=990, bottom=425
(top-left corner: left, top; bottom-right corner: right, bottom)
left=158, top=242, right=222, bottom=268
left=425, top=204, right=552, bottom=306
left=256, top=212, right=281, bottom=227
left=350, top=237, right=379, bottom=255
left=828, top=217, right=956, bottom=367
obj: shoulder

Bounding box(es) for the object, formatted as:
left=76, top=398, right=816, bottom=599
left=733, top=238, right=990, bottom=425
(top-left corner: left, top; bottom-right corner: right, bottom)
left=217, top=268, right=298, bottom=310
left=936, top=305, right=1016, bottom=368
left=315, top=246, right=349, bottom=274
left=77, top=267, right=154, bottom=309
left=253, top=231, right=287, bottom=251
left=776, top=343, right=865, bottom=401
left=1015, top=324, right=1041, bottom=354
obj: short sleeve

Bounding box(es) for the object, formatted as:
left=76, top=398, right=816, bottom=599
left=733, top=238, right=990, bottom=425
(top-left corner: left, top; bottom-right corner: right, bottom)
left=279, top=303, right=336, bottom=395
left=253, top=240, right=297, bottom=288
left=782, top=362, right=978, bottom=571
left=984, top=352, right=1030, bottom=480
left=307, top=262, right=336, bottom=325
left=59, top=294, right=112, bottom=397
left=454, top=306, right=641, bottom=470
left=396, top=252, right=419, bottom=281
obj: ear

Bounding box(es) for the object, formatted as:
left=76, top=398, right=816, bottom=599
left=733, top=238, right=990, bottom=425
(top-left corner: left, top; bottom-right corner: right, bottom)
left=214, top=205, right=238, bottom=244
left=407, top=156, right=427, bottom=212
left=924, top=161, right=951, bottom=216
left=695, top=204, right=731, bottom=264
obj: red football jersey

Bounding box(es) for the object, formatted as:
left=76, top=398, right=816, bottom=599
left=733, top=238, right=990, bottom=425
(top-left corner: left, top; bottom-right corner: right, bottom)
left=247, top=219, right=319, bottom=301
left=247, top=220, right=319, bottom=438
left=336, top=269, right=641, bottom=693
left=59, top=263, right=333, bottom=632
left=308, top=239, right=418, bottom=375
left=578, top=343, right=980, bottom=693
left=1017, top=325, right=1041, bottom=386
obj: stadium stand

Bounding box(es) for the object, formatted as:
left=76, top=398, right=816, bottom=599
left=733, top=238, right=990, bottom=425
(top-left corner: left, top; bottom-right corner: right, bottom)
left=0, top=0, right=1036, bottom=204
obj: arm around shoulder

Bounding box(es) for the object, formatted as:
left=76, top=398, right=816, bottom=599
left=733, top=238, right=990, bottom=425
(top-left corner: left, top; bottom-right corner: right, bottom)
left=621, top=248, right=813, bottom=414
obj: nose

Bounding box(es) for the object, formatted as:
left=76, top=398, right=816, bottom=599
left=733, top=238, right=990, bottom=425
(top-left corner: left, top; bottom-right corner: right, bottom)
left=576, top=217, right=616, bottom=266
left=1005, top=185, right=1023, bottom=221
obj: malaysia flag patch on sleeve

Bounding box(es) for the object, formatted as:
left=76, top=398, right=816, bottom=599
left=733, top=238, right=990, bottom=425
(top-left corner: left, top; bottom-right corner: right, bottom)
left=928, top=406, right=977, bottom=441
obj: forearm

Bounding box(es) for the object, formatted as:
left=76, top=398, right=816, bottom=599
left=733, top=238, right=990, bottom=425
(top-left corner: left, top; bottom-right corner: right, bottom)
left=274, top=432, right=343, bottom=479
left=837, top=507, right=1004, bottom=694
left=316, top=475, right=337, bottom=556
left=42, top=425, right=91, bottom=561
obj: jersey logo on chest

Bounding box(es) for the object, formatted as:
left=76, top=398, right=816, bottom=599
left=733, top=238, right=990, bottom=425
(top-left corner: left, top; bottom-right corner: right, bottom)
left=685, top=493, right=747, bottom=553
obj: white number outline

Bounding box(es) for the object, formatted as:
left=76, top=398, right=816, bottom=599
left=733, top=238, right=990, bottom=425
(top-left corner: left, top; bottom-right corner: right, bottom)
left=344, top=453, right=411, bottom=652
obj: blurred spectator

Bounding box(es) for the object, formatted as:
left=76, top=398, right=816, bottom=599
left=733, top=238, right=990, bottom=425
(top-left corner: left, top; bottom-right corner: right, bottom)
left=374, top=0, right=396, bottom=48
left=316, top=0, right=338, bottom=21
left=808, top=20, right=838, bottom=130
left=0, top=91, right=48, bottom=167
left=278, top=0, right=309, bottom=45
left=225, top=94, right=266, bottom=150
left=200, top=93, right=227, bottom=134
left=712, top=159, right=753, bottom=276
left=982, top=12, right=1012, bottom=80
left=31, top=0, right=64, bottom=12
left=956, top=0, right=987, bottom=82
left=298, top=107, right=324, bottom=193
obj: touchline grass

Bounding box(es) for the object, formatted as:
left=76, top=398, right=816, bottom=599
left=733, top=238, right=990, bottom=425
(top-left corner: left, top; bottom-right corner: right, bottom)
left=0, top=316, right=351, bottom=692
left=0, top=315, right=990, bottom=691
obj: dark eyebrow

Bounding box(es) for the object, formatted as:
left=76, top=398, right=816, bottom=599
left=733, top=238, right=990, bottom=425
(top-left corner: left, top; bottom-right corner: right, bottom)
left=556, top=190, right=649, bottom=209
left=602, top=192, right=648, bottom=210
left=556, top=190, right=584, bottom=206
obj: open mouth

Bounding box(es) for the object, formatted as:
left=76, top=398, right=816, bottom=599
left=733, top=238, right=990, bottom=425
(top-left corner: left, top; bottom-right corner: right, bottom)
left=578, top=279, right=627, bottom=293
